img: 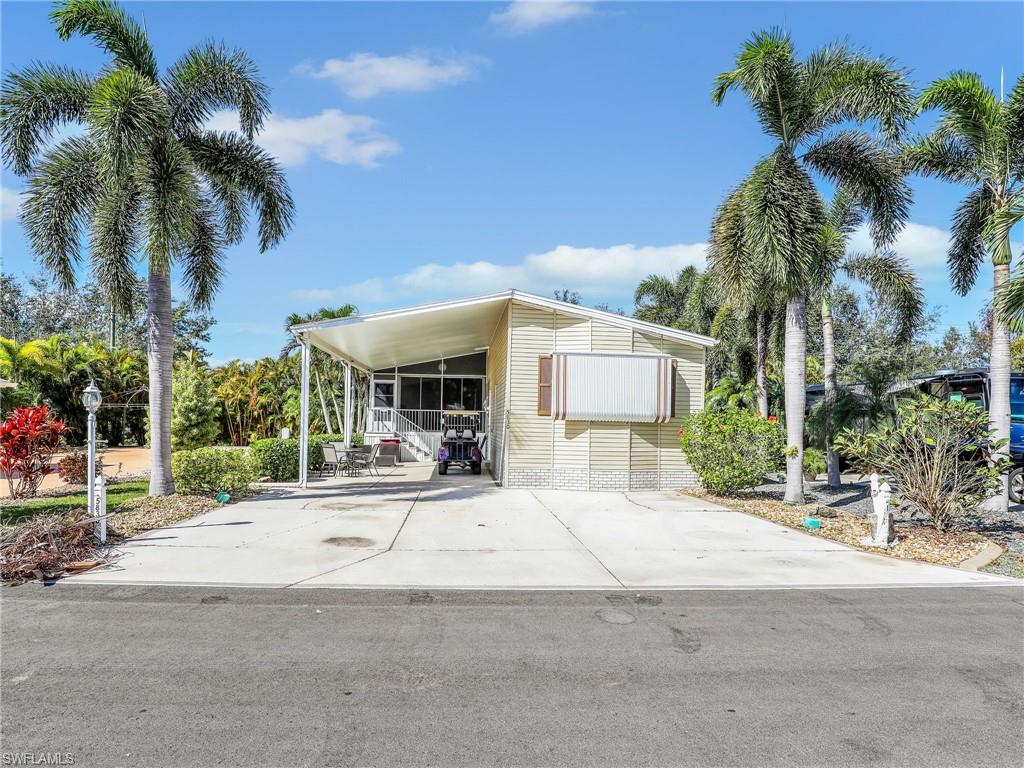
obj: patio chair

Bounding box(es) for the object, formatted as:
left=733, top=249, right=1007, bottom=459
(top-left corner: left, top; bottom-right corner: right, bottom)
left=348, top=444, right=380, bottom=476
left=319, top=443, right=341, bottom=478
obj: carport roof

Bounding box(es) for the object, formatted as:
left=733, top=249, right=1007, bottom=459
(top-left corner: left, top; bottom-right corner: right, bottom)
left=290, top=289, right=715, bottom=371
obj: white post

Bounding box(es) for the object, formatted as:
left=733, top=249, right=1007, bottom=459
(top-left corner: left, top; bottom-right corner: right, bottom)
left=344, top=362, right=353, bottom=448
left=93, top=474, right=107, bottom=543
left=299, top=338, right=311, bottom=487
left=86, top=409, right=96, bottom=519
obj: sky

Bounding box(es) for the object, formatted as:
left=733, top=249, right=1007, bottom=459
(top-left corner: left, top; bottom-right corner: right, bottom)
left=2, top=0, right=1023, bottom=363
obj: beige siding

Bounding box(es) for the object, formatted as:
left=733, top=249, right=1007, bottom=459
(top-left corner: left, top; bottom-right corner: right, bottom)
left=632, top=331, right=663, bottom=354
left=501, top=301, right=707, bottom=488
left=630, top=422, right=660, bottom=471
left=659, top=340, right=704, bottom=469
left=507, top=303, right=555, bottom=466
left=590, top=422, right=629, bottom=470
left=486, top=303, right=510, bottom=477
left=591, top=320, right=632, bottom=352
left=553, top=313, right=590, bottom=470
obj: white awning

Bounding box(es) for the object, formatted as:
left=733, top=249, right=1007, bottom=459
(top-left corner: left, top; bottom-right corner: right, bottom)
left=551, top=352, right=675, bottom=422
left=290, top=289, right=715, bottom=371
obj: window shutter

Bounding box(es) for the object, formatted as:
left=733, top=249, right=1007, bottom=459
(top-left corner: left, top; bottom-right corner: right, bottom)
left=538, top=355, right=552, bottom=416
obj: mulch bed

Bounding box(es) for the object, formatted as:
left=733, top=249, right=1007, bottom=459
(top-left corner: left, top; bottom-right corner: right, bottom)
left=108, top=495, right=220, bottom=540
left=687, top=489, right=989, bottom=568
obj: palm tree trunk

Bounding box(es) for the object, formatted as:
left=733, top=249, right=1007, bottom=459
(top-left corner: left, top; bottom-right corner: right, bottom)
left=147, top=262, right=175, bottom=496
left=756, top=310, right=769, bottom=418
left=314, top=368, right=333, bottom=433
left=821, top=297, right=841, bottom=488
left=783, top=295, right=807, bottom=505
left=987, top=261, right=1011, bottom=513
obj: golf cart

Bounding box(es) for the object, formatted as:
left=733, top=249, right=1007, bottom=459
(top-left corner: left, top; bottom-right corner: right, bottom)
left=437, top=410, right=484, bottom=475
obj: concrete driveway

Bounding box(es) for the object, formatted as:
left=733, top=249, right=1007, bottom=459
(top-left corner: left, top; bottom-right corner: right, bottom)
left=75, top=464, right=1016, bottom=589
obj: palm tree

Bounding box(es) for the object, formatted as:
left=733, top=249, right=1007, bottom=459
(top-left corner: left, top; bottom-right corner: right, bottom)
left=708, top=187, right=785, bottom=417
left=906, top=72, right=1024, bottom=512
left=712, top=30, right=913, bottom=503
left=283, top=305, right=358, bottom=434
left=633, top=267, right=702, bottom=327
left=813, top=187, right=923, bottom=487
left=1, top=0, right=294, bottom=494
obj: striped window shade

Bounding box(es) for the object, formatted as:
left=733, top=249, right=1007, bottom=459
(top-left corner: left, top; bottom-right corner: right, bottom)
left=549, top=352, right=676, bottom=422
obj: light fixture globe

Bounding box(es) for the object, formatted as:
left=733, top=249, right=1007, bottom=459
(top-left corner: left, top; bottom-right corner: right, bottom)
left=82, top=381, right=102, bottom=414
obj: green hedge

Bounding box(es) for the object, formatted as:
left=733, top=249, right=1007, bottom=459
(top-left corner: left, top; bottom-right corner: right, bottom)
left=171, top=447, right=258, bottom=495
left=250, top=433, right=363, bottom=482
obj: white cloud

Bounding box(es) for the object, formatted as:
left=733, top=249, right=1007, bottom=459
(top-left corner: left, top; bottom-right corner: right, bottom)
left=1, top=186, right=23, bottom=221
left=294, top=242, right=707, bottom=307
left=208, top=109, right=401, bottom=169
left=849, top=221, right=951, bottom=270
left=489, top=1, right=593, bottom=34
left=296, top=52, right=487, bottom=99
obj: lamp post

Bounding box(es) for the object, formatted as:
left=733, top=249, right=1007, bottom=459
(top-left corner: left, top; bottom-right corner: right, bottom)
left=82, top=382, right=102, bottom=519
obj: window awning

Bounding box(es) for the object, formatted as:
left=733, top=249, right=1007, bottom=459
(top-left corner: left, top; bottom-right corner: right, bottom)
left=551, top=352, right=675, bottom=422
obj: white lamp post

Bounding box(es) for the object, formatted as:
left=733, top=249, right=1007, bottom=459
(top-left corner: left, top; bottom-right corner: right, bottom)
left=82, top=382, right=102, bottom=519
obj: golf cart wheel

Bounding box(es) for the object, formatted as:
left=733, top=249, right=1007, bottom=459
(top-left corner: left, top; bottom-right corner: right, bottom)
left=471, top=462, right=482, bottom=475
left=1010, top=467, right=1023, bottom=504
left=438, top=461, right=448, bottom=475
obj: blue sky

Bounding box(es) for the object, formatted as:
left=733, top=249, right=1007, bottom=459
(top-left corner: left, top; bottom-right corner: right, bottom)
left=2, top=0, right=1023, bottom=362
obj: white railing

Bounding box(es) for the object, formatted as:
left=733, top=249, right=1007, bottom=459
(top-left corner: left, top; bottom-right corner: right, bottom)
left=367, top=407, right=488, bottom=463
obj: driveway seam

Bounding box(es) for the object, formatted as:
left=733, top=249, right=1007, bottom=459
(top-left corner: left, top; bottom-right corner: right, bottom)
left=284, top=490, right=422, bottom=588
left=529, top=491, right=627, bottom=590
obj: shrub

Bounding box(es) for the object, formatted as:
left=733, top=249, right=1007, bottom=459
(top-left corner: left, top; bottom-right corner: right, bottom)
left=250, top=433, right=363, bottom=482
left=0, top=405, right=69, bottom=498
left=835, top=398, right=1009, bottom=531
left=171, top=447, right=258, bottom=496
left=250, top=438, right=299, bottom=481
left=802, top=447, right=827, bottom=479
left=170, top=364, right=220, bottom=451
left=57, top=450, right=94, bottom=485
left=678, top=406, right=785, bottom=493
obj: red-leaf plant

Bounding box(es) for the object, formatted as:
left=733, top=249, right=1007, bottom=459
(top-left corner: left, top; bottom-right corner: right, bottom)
left=0, top=406, right=70, bottom=499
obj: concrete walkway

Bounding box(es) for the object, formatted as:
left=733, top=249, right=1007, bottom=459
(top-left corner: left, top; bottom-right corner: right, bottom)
left=74, top=464, right=1017, bottom=589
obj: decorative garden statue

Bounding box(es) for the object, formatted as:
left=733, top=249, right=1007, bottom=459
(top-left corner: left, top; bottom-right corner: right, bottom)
left=863, top=473, right=897, bottom=548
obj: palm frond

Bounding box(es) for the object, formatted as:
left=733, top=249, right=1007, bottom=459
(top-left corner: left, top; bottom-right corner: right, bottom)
left=901, top=132, right=982, bottom=185
left=51, top=0, right=158, bottom=81
left=87, top=67, right=167, bottom=182
left=740, top=148, right=824, bottom=296
left=165, top=42, right=270, bottom=139
left=917, top=71, right=1000, bottom=158
left=181, top=194, right=225, bottom=309
left=982, top=191, right=1023, bottom=266
left=712, top=29, right=803, bottom=144
left=803, top=130, right=909, bottom=248
left=139, top=137, right=199, bottom=268
left=89, top=178, right=141, bottom=313
left=18, top=135, right=100, bottom=290
left=840, top=251, right=923, bottom=343
left=0, top=64, right=94, bottom=174
left=948, top=186, right=995, bottom=295
left=707, top=183, right=756, bottom=299
left=183, top=130, right=294, bottom=251
left=995, top=267, right=1024, bottom=332
left=1008, top=74, right=1024, bottom=175
left=809, top=51, right=914, bottom=142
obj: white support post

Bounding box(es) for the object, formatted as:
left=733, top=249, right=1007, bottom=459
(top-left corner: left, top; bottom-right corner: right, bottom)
left=299, top=338, right=311, bottom=487
left=93, top=474, right=107, bottom=543
left=344, top=362, right=353, bottom=448
left=86, top=410, right=96, bottom=519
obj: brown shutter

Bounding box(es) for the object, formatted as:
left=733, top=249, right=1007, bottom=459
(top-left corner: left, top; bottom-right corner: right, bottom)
left=538, top=355, right=552, bottom=416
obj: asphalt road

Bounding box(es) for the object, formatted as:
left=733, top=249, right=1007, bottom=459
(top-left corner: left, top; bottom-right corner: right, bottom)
left=2, top=584, right=1022, bottom=768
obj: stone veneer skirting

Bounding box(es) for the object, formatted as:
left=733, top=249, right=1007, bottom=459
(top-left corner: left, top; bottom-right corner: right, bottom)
left=503, top=466, right=700, bottom=491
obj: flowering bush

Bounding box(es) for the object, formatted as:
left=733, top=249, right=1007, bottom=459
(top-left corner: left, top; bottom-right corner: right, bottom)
left=57, top=450, right=93, bottom=485
left=678, top=406, right=786, bottom=493
left=0, top=406, right=69, bottom=498
left=835, top=398, right=1009, bottom=531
